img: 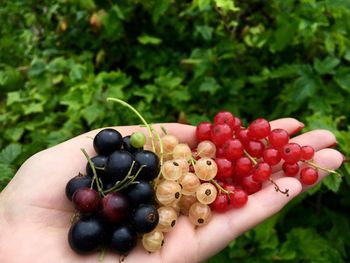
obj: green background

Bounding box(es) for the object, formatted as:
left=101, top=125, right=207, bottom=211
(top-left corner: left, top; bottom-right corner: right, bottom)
left=1, top=0, right=350, bottom=262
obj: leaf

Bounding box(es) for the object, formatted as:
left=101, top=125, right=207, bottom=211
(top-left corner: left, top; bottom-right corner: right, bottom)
left=314, top=56, right=340, bottom=75
left=199, top=77, right=221, bottom=95
left=214, top=0, right=239, bottom=13
left=292, top=65, right=321, bottom=102
left=334, top=67, right=350, bottom=93
left=0, top=144, right=22, bottom=164
left=269, top=15, right=298, bottom=52
left=82, top=104, right=104, bottom=125
left=0, top=163, right=14, bottom=189
left=28, top=58, right=46, bottom=77
left=6, top=91, right=22, bottom=105
left=23, top=103, right=43, bottom=115
left=151, top=0, right=171, bottom=22
left=196, top=25, right=213, bottom=41
left=137, top=34, right=162, bottom=45
left=155, top=73, right=182, bottom=89
left=322, top=174, right=342, bottom=192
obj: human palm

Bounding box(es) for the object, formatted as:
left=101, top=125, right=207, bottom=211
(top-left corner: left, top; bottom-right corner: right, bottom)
left=0, top=120, right=343, bottom=263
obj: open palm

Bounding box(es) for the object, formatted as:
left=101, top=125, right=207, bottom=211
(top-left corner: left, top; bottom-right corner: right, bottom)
left=0, top=119, right=343, bottom=263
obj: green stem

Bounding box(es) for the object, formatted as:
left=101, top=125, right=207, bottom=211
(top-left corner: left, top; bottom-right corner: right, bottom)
left=210, top=179, right=231, bottom=195
left=107, top=97, right=156, bottom=152
left=243, top=150, right=257, bottom=165
left=303, top=160, right=342, bottom=179
left=81, top=148, right=104, bottom=196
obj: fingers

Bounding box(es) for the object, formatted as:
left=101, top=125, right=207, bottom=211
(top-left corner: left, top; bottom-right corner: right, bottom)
left=270, top=118, right=304, bottom=135
left=195, top=177, right=302, bottom=260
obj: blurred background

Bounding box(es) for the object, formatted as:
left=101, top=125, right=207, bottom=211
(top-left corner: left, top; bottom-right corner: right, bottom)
left=0, top=0, right=350, bottom=262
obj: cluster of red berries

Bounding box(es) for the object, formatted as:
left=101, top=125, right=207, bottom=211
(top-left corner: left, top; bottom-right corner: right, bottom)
left=195, top=112, right=319, bottom=213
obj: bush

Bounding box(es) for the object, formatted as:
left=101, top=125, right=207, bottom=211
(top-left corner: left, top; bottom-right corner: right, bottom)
left=0, top=0, right=349, bottom=262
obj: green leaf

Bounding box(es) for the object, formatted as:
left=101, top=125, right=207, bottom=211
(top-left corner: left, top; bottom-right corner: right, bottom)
left=0, top=144, right=22, bottom=164
left=82, top=104, right=104, bottom=125
left=196, top=25, right=213, bottom=41
left=334, top=67, right=350, bottom=93
left=111, top=5, right=125, bottom=20
left=0, top=163, right=14, bottom=189
left=151, top=0, right=171, bottom=22
left=137, top=34, right=162, bottom=45
left=322, top=174, right=342, bottom=192
left=292, top=65, right=321, bottom=102
left=23, top=103, right=43, bottom=115
left=6, top=91, right=22, bottom=105
left=214, top=0, right=239, bottom=13
left=269, top=15, right=298, bottom=52
left=314, top=56, right=340, bottom=75
left=199, top=77, right=221, bottom=95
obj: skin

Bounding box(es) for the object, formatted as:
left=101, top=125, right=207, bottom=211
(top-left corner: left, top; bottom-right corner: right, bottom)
left=0, top=119, right=343, bottom=263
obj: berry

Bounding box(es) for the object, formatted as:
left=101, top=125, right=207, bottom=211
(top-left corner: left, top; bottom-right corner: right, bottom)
left=215, top=158, right=234, bottom=181
left=157, top=206, right=178, bottom=232
left=210, top=193, right=229, bottom=213
left=230, top=188, right=248, bottom=208
left=236, top=128, right=250, bottom=145
left=252, top=162, right=272, bottom=183
left=300, top=167, right=318, bottom=185
left=196, top=183, right=218, bottom=205
left=101, top=192, right=129, bottom=223
left=123, top=135, right=142, bottom=153
left=68, top=216, right=105, bottom=254
left=161, top=160, right=185, bottom=181
left=281, top=143, right=302, bottom=164
left=72, top=188, right=100, bottom=213
left=130, top=132, right=146, bottom=148
left=268, top=129, right=289, bottom=149
left=197, top=140, right=216, bottom=158
left=248, top=118, right=271, bottom=140
left=282, top=162, right=300, bottom=177
left=196, top=122, right=212, bottom=142
left=161, top=134, right=179, bottom=155
left=142, top=230, right=164, bottom=253
left=188, top=202, right=212, bottom=226
left=86, top=155, right=107, bottom=180
left=106, top=150, right=137, bottom=183
left=109, top=225, right=137, bottom=254
left=156, top=180, right=182, bottom=205
left=221, top=139, right=244, bottom=160
left=125, top=180, right=155, bottom=207
left=134, top=150, right=160, bottom=181
left=246, top=140, right=265, bottom=158
left=178, top=172, right=201, bottom=195
left=65, top=175, right=93, bottom=201
left=301, top=145, right=315, bottom=160
left=235, top=157, right=253, bottom=177
left=132, top=204, right=159, bottom=234
left=214, top=111, right=235, bottom=129
left=93, top=128, right=123, bottom=155
left=232, top=117, right=242, bottom=131
left=172, top=143, right=192, bottom=161
left=211, top=124, right=233, bottom=147
left=239, top=176, right=262, bottom=195
left=263, top=148, right=281, bottom=165
left=194, top=158, right=218, bottom=181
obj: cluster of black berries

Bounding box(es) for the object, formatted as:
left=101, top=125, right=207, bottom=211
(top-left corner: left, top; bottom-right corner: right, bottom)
left=65, top=128, right=161, bottom=255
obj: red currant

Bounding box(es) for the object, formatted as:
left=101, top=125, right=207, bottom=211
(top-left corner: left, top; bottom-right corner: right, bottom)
left=263, top=148, right=281, bottom=165
left=246, top=140, right=265, bottom=158
left=236, top=128, right=250, bottom=145
left=301, top=145, right=315, bottom=160
left=72, top=187, right=100, bottom=213
left=300, top=167, right=318, bottom=185
left=221, top=139, right=244, bottom=160
left=230, top=188, right=248, bottom=208
left=235, top=157, right=253, bottom=177
left=214, top=111, right=235, bottom=129
left=248, top=118, right=271, bottom=140
left=282, top=162, right=299, bottom=177
left=211, top=124, right=233, bottom=147
left=281, top=143, right=302, bottom=164
left=215, top=158, right=234, bottom=181
left=232, top=117, right=242, bottom=131
left=252, top=162, right=272, bottom=182
left=210, top=193, right=229, bottom=213
left=196, top=122, right=212, bottom=142
left=238, top=176, right=262, bottom=195
left=268, top=129, right=289, bottom=149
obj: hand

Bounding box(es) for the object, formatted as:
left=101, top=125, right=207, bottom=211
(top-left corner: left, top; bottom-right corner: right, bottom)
left=0, top=119, right=343, bottom=263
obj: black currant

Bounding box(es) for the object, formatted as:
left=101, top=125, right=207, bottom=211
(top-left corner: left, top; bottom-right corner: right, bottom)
left=68, top=216, right=105, bottom=254
left=93, top=128, right=123, bottom=155
left=134, top=150, right=160, bottom=181
left=65, top=175, right=92, bottom=201
left=125, top=180, right=155, bottom=207
left=86, top=155, right=108, bottom=180
left=109, top=225, right=137, bottom=254
left=123, top=135, right=143, bottom=153
left=132, top=204, right=159, bottom=234
left=105, top=150, right=139, bottom=183
left=101, top=192, right=130, bottom=223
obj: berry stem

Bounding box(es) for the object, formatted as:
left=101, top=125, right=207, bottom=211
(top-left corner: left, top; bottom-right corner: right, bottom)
left=210, top=179, right=232, bottom=195
left=107, top=97, right=156, bottom=152
left=269, top=178, right=289, bottom=197
left=243, top=150, right=258, bottom=165
left=303, top=160, right=342, bottom=178
left=160, top=125, right=168, bottom=135
left=81, top=148, right=104, bottom=195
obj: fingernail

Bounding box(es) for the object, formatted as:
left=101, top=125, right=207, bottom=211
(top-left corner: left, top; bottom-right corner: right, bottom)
left=290, top=123, right=304, bottom=135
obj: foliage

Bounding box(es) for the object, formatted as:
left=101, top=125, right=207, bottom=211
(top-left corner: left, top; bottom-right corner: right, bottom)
left=1, top=0, right=350, bottom=261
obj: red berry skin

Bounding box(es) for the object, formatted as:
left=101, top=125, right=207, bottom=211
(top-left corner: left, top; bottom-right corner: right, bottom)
left=72, top=188, right=100, bottom=213
left=210, top=193, right=230, bottom=213
left=263, top=148, right=281, bottom=165
left=221, top=139, right=244, bottom=160
left=216, top=147, right=225, bottom=158
left=214, top=111, right=235, bottom=129
left=238, top=176, right=262, bottom=195
left=248, top=118, right=271, bottom=140
left=235, top=157, right=253, bottom=177
left=246, top=140, right=265, bottom=158
left=196, top=122, right=212, bottom=142
left=252, top=162, right=272, bottom=183
left=211, top=124, right=233, bottom=147
left=236, top=128, right=250, bottom=145
left=301, top=146, right=315, bottom=160
left=232, top=117, right=242, bottom=131
left=281, top=143, right=302, bottom=164
left=300, top=167, right=318, bottom=185
left=101, top=192, right=129, bottom=223
left=268, top=129, right=289, bottom=149
left=282, top=162, right=299, bottom=177
left=215, top=158, right=234, bottom=181
left=230, top=188, right=248, bottom=208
